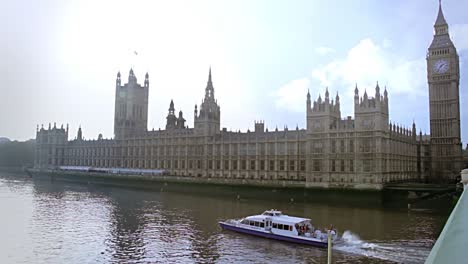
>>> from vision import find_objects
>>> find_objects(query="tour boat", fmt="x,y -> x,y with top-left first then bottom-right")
219,209 -> 341,248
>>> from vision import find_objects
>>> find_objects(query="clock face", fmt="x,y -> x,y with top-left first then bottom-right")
433,59 -> 449,74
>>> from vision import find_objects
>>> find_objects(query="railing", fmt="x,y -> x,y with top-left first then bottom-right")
425,169 -> 468,263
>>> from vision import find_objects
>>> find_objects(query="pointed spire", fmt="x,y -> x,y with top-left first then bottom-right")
435,0 -> 447,26
169,99 -> 174,111
307,89 -> 311,99
205,67 -> 215,99
325,87 -> 329,99
354,84 -> 359,95
208,66 -> 212,83
145,72 -> 149,79
335,91 -> 340,102
117,71 -> 121,78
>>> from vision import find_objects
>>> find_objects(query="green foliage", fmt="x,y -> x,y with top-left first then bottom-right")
0,140 -> 35,167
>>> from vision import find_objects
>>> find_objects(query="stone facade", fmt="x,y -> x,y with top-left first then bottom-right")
34,3 -> 462,189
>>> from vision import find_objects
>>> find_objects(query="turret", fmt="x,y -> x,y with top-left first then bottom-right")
128,68 -> 137,83
354,84 -> 359,105
116,71 -> 121,87
375,82 -> 380,101
255,120 -> 265,133
335,91 -> 340,111
325,87 -> 329,103
194,67 -> 221,135
144,72 -> 149,88
306,89 -> 311,110
384,86 -> 388,102
177,111 -> 186,129
166,100 -> 177,130
77,126 -> 82,140
169,100 -> 175,114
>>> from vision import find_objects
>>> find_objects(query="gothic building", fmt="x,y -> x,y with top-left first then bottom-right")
34,3 -> 463,189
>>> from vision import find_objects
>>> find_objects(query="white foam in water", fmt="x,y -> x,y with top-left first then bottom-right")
334,231 -> 428,263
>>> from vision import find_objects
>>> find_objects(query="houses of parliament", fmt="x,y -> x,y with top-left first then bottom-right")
34,3 -> 465,189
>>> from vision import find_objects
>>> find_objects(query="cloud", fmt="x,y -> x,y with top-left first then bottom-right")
451,24 -> 468,52
311,38 -> 425,96
274,38 -> 427,118
315,46 -> 335,56
273,78 -> 310,112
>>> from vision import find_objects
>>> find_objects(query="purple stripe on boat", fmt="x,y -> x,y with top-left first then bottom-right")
219,222 -> 328,248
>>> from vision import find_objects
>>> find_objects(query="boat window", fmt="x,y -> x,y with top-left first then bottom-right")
289,226 -> 293,231
250,221 -> 255,226
255,222 -> 259,227
260,222 -> 265,228
278,224 -> 283,230
272,223 -> 277,228
241,219 -> 249,225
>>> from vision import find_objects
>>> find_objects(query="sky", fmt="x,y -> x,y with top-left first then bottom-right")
1,0 -> 468,144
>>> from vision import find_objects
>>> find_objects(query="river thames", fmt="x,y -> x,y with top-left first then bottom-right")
0,172 -> 451,263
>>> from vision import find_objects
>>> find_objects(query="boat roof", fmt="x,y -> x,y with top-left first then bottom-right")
245,209 -> 311,224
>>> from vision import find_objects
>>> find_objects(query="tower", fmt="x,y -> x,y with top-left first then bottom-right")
114,69 -> 149,139
426,1 -> 462,180
166,100 -> 177,129
194,68 -> 221,135
354,83 -> 389,132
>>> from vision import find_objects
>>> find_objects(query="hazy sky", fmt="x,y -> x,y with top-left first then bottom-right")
1,0 -> 467,143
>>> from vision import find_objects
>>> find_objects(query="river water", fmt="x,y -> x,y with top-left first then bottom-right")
0,172 -> 450,263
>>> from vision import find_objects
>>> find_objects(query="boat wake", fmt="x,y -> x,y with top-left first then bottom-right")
334,231 -> 432,263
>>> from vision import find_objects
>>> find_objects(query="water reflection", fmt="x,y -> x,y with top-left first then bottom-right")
105,188 -> 147,263
0,174 -> 451,263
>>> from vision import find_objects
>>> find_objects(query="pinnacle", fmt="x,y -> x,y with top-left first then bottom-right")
435,0 -> 447,26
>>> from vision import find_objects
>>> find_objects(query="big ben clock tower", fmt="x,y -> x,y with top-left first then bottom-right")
427,1 -> 462,181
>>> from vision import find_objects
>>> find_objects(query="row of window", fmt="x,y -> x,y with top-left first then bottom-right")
272,223 -> 292,231
66,142 -> 309,158
241,220 -> 265,228
63,159 -> 307,171
431,48 -> 449,56
240,220 -> 292,231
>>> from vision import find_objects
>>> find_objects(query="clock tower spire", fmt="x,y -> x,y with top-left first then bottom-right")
426,0 -> 462,181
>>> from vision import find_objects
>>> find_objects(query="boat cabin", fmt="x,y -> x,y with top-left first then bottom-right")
239,209 -> 316,237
